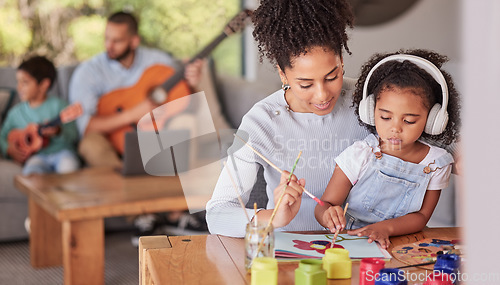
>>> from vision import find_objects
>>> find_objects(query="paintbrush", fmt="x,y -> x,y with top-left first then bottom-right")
396,260 -> 436,269
254,202 -> 258,226
223,161 -> 251,223
254,151 -> 302,258
330,203 -> 349,248
234,133 -> 324,206
396,251 -> 462,269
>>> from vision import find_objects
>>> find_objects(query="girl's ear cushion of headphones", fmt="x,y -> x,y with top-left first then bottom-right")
425,103 -> 448,135
359,94 -> 376,126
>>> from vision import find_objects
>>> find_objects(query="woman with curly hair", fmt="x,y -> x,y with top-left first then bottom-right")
206,0 -> 374,237
315,49 -> 461,248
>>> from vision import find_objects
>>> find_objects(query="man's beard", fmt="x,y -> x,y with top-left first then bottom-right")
109,45 -> 133,62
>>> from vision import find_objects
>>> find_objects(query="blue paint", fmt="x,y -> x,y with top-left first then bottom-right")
434,254 -> 460,276
419,239 -> 455,248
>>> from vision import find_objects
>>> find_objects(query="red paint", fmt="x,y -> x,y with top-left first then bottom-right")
359,258 -> 385,285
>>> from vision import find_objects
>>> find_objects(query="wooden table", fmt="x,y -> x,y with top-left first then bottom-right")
14,167 -> 208,285
139,227 -> 460,285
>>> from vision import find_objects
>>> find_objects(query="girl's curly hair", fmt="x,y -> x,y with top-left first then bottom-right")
252,0 -> 354,70
352,49 -> 461,145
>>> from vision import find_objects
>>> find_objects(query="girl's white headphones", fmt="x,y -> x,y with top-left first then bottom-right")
358,54 -> 449,135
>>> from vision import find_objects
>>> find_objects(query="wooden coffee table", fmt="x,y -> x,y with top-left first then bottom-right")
14,167 -> 208,285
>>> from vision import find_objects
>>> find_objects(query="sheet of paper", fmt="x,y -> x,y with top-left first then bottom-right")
274,232 -> 391,259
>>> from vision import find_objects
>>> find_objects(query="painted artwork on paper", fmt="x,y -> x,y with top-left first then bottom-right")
274,232 -> 390,259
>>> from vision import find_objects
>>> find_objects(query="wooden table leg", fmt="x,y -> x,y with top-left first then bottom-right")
62,218 -> 104,285
29,198 -> 62,267
139,236 -> 172,285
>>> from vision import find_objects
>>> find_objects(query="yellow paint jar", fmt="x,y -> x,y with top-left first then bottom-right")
322,248 -> 352,279
251,257 -> 278,285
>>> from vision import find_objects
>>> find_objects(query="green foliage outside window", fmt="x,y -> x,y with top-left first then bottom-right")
0,0 -> 242,75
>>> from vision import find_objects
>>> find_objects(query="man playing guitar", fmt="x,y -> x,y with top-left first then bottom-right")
69,11 -> 203,168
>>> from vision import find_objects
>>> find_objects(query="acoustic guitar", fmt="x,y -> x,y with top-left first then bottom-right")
97,9 -> 252,154
7,103 -> 83,161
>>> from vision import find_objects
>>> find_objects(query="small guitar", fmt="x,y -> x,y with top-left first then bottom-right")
97,9 -> 253,154
7,103 -> 83,160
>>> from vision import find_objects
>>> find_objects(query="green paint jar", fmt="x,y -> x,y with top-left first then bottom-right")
251,257 -> 278,285
322,248 -> 352,279
295,259 -> 327,285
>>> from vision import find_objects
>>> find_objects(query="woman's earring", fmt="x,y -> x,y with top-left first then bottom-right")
282,83 -> 291,91
342,63 -> 345,75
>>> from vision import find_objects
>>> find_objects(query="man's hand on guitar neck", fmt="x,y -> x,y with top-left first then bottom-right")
184,59 -> 205,92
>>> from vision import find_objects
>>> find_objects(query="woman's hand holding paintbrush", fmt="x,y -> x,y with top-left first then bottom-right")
250,154 -> 305,228
268,170 -> 306,228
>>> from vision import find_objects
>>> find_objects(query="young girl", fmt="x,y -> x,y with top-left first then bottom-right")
315,49 -> 461,249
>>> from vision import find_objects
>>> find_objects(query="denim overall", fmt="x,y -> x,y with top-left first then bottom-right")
344,134 -> 454,230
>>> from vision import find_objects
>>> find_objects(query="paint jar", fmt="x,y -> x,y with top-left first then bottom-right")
322,248 -> 352,279
360,258 -> 386,285
251,257 -> 278,285
374,268 -> 407,285
245,222 -> 275,271
434,254 -> 460,276
423,272 -> 453,285
295,259 -> 327,285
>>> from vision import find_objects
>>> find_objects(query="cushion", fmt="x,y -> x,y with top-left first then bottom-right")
0,87 -> 16,126
215,74 -> 279,128
198,60 -> 231,131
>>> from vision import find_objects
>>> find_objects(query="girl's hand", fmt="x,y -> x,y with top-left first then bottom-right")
347,223 -> 391,249
271,171 -> 305,228
321,205 -> 346,233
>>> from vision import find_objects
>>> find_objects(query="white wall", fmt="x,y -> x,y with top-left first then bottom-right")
245,0 -> 462,89
345,0 -> 460,82
461,0 -> 500,283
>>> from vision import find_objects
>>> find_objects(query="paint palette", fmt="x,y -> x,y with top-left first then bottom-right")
392,238 -> 460,270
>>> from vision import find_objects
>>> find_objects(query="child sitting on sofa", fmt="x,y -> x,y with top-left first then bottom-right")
0,56 -> 80,175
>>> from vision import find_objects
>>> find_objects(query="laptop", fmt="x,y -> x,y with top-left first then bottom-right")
120,130 -> 191,176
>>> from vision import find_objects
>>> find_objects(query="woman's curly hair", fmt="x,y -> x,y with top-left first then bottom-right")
252,0 -> 354,70
352,49 -> 461,145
